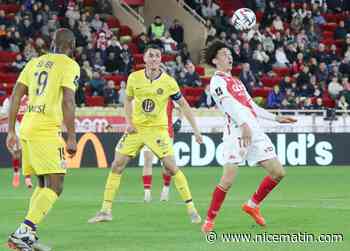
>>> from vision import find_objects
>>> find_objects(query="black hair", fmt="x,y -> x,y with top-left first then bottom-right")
205,40 -> 228,67
144,43 -> 162,54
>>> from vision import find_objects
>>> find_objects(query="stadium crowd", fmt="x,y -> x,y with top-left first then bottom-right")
0,0 -> 350,110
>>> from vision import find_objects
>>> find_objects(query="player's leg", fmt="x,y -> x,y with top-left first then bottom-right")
202,163 -> 238,233
161,156 -> 201,224
88,151 -> 131,224
142,148 -> 153,202
242,134 -> 282,226
11,157 -> 20,188
160,167 -> 171,201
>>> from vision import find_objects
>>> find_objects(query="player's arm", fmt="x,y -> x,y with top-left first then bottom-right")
124,74 -> 136,133
251,101 -> 297,123
174,95 -> 203,144
124,95 -> 136,133
62,87 -> 76,156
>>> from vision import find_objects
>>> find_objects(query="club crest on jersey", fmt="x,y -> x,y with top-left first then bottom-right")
156,88 -> 164,95
142,99 -> 155,112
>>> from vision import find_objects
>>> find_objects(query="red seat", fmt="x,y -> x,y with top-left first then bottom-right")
323,31 -> 334,40
260,75 -> 283,87
106,17 -> 120,29
231,66 -> 242,76
184,95 -> 199,107
252,87 -> 272,98
322,23 -> 338,32
0,51 -> 18,62
85,96 -> 105,107
128,42 -> 139,54
195,66 -> 205,76
0,73 -> 18,83
102,74 -> 127,85
184,87 -> 204,96
322,38 -> 335,47
272,67 -> 290,77
133,53 -> 144,64
119,25 -> 133,36
161,54 -> 176,62
133,64 -> 145,71
200,77 -> 210,85
83,0 -> 95,6
0,4 -> 20,13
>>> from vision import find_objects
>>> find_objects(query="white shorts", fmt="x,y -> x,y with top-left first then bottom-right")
223,130 -> 277,166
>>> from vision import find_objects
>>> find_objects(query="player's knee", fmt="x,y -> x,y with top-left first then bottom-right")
272,167 -> 286,181
48,184 -> 63,196
111,159 -> 125,174
165,166 -> 177,176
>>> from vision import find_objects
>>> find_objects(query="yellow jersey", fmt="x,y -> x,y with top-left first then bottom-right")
126,69 -> 181,128
18,53 -> 80,140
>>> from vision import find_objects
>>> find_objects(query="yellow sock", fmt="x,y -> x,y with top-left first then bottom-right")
25,188 -> 58,225
174,170 -> 195,212
29,186 -> 43,209
101,172 -> 122,212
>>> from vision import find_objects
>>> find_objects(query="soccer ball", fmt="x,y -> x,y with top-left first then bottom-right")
231,8 -> 256,31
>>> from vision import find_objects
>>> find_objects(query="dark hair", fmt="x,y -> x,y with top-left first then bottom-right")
54,28 -> 75,51
144,43 -> 162,53
205,40 -> 228,67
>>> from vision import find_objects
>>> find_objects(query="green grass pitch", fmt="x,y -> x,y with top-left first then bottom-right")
0,167 -> 349,251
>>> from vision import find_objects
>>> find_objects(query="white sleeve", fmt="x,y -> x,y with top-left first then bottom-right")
210,76 -> 251,126
1,98 -> 9,115
221,97 -> 252,126
251,101 -> 277,121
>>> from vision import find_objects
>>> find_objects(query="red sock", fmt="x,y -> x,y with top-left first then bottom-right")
162,174 -> 171,187
206,185 -> 227,221
143,175 -> 152,190
251,176 -> 279,205
12,158 -> 20,173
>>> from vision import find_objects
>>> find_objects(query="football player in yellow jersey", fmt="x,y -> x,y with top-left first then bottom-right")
88,44 -> 203,224
6,28 -> 79,251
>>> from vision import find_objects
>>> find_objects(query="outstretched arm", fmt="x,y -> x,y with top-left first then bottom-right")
251,101 -> 297,123
175,96 -> 202,144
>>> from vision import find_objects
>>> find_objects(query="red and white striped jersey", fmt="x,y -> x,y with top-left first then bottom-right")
209,71 -> 262,136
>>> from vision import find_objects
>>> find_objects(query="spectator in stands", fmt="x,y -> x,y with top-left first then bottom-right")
119,43 -> 133,76
10,54 -> 26,72
65,4 -> 80,23
92,51 -> 106,72
23,39 -> 38,61
334,21 -> 347,40
34,37 -> 47,55
205,19 -> 216,44
213,9 -> 229,34
179,43 -> 191,62
105,52 -> 120,74
118,80 -> 126,105
107,35 -> 122,55
169,19 -> 184,45
297,65 -> 311,88
161,31 -> 178,54
240,63 -> 256,96
272,15 -> 284,31
313,10 -> 326,26
182,61 -> 201,87
0,10 -> 7,26
339,57 -> 350,76
136,32 -> 148,53
252,43 -> 270,73
274,46 -> 290,67
316,62 -> 329,82
96,32 -> 108,59
96,0 -> 113,17
90,14 -> 103,32
328,76 -> 344,100
201,0 -> 220,19
104,80 -> 118,107
327,0 -> 343,13
267,85 -> 284,109
337,95 -> 349,110
196,84 -> 215,108
313,98 -> 324,109
303,97 -> 314,110
148,16 -> 166,42
315,43 -> 328,63
88,71 -> 105,96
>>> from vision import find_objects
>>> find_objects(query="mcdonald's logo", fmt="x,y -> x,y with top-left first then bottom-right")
65,133 -> 108,168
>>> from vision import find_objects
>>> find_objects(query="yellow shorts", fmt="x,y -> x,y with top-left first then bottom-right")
20,137 -> 67,176
116,127 -> 174,159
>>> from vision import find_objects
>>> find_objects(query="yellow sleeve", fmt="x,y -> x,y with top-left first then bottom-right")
61,60 -> 80,92
169,78 -> 180,96
126,74 -> 134,97
17,59 -> 34,86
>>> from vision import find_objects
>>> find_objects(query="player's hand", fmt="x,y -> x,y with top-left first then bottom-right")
126,123 -> 137,134
6,131 -> 20,158
66,135 -> 77,158
276,115 -> 297,124
240,123 -> 252,148
194,133 -> 203,144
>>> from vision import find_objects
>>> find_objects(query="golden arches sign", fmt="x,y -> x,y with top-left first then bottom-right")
64,133 -> 108,168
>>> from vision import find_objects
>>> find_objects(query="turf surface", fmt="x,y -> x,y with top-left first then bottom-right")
0,167 -> 349,251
